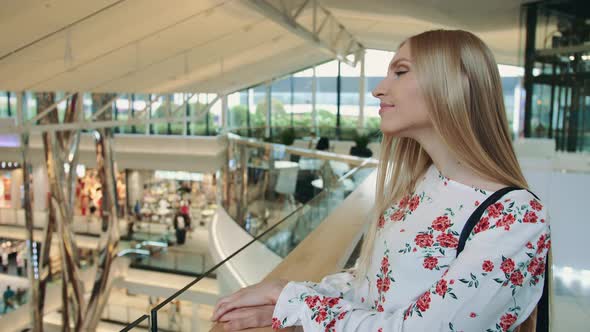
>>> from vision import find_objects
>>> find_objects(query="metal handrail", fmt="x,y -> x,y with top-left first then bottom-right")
227,133 -> 378,167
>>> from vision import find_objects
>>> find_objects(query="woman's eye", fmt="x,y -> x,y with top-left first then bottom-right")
394,71 -> 408,76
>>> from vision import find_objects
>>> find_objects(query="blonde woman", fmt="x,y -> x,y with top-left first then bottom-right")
211,30 -> 551,332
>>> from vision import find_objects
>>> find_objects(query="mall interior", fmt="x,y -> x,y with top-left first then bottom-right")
0,0 -> 588,331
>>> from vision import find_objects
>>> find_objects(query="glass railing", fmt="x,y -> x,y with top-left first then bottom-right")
121,138 -> 376,331
222,133 -> 376,240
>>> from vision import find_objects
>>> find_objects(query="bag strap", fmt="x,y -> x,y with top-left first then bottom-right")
457,186 -> 525,256
457,187 -> 548,332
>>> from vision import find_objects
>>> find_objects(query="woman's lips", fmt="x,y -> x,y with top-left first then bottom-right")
379,103 -> 395,115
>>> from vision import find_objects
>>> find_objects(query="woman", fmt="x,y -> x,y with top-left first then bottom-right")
210,30 -> 551,332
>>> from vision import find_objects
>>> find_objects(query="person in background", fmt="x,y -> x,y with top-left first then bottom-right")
307,132 -> 318,149
2,286 -> 15,313
134,200 -> 141,221
1,250 -> 8,273
15,287 -> 26,306
16,252 -> 24,276
315,136 -> 330,151
173,210 -> 190,245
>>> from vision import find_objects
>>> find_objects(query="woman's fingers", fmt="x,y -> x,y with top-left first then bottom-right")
220,305 -> 275,331
211,285 -> 270,321
211,280 -> 287,322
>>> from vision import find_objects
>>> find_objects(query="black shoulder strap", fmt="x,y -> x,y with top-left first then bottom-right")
456,186 -> 523,256
457,186 -> 548,332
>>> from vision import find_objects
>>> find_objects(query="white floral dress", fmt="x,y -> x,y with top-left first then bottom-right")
271,164 -> 550,332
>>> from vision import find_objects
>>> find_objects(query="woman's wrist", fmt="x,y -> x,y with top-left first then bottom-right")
270,279 -> 289,304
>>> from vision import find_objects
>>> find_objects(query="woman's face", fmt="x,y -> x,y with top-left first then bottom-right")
372,43 -> 433,138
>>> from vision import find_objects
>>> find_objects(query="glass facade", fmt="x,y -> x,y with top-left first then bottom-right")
0,48 -> 538,145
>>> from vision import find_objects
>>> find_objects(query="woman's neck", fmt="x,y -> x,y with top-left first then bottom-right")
412,130 -> 507,192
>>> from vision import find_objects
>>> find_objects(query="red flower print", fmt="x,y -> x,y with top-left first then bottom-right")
412,248 -> 417,252
416,292 -> 431,312
487,202 -> 504,218
337,312 -> 347,320
361,297 -> 365,303
403,306 -> 411,320
377,304 -> 384,312
399,195 -> 410,209
381,256 -> 389,269
449,279 -> 455,285
414,233 -> 434,248
435,279 -> 448,297
329,298 -> 340,307
526,242 -> 533,249
377,277 -> 391,293
499,313 -> 517,331
470,312 -> 477,318
377,215 -> 385,229
432,215 -> 451,232
271,317 -> 282,329
530,199 -> 543,211
536,234 -> 547,254
523,211 -> 538,223
496,213 -> 515,230
510,270 -> 524,286
436,233 -> 459,248
326,319 -> 336,331
315,309 -> 327,323
305,295 -> 319,308
473,217 -> 490,233
409,195 -> 420,211
528,257 -> 545,276
501,258 -> 515,274
482,260 -> 494,272
391,209 -> 405,222
527,257 -> 541,275
423,256 -> 438,270
475,200 -> 480,206
400,229 -> 405,232
378,329 -> 383,332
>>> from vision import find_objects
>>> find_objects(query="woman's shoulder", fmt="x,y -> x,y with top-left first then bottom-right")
479,188 -> 549,232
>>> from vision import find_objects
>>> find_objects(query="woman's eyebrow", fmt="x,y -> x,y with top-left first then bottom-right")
389,57 -> 411,70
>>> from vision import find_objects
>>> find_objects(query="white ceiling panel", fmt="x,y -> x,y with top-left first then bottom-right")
0,0 -> 530,94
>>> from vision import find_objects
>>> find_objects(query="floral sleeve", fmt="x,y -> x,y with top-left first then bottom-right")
271,191 -> 550,331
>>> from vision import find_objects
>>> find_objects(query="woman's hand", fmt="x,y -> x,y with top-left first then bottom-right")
218,305 -> 275,331
210,279 -> 288,322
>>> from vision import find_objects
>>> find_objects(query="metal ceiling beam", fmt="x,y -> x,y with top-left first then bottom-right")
246,0 -> 364,66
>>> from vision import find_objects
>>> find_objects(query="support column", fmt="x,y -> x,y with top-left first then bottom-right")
166,94 -> 172,134
266,82 -> 272,138
10,168 -> 23,209
221,94 -> 229,133
358,50 -> 366,132
523,3 -> 537,138
32,164 -> 48,212
312,66 -> 318,135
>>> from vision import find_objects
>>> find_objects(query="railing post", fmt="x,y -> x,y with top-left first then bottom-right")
151,309 -> 158,332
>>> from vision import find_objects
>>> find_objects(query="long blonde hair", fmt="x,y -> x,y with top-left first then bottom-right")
356,29 -> 529,285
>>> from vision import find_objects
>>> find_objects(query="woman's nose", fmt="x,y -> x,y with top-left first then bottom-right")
372,78 -> 387,98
